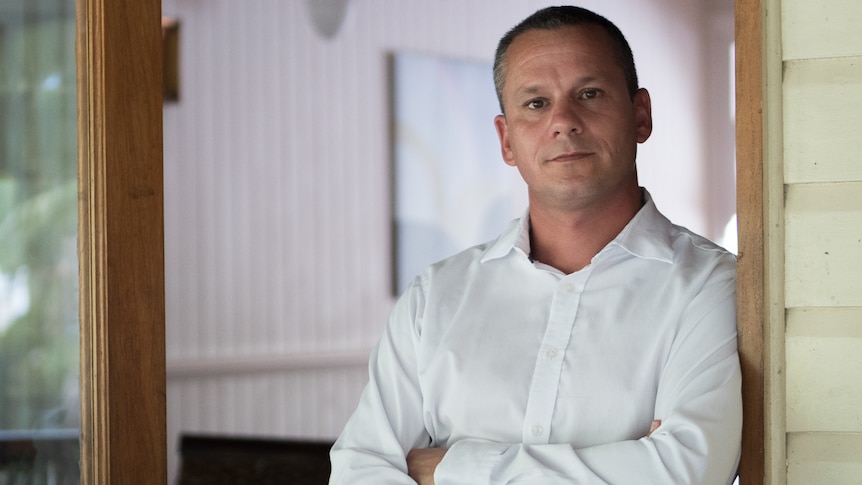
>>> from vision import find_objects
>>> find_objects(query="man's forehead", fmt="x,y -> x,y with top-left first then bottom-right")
504,27 -> 618,79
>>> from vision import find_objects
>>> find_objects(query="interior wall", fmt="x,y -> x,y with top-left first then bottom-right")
160,0 -> 734,480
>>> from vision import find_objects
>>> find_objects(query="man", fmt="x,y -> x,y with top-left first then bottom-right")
330,6 -> 741,484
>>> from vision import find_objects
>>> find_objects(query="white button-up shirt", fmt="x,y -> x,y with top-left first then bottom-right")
330,192 -> 741,484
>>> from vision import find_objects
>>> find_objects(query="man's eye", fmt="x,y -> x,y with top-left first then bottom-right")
581,89 -> 600,99
526,99 -> 546,110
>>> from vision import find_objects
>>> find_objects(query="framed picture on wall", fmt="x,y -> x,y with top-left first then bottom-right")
390,52 -> 527,295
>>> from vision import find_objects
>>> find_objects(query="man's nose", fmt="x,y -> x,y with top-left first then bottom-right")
551,100 -> 584,137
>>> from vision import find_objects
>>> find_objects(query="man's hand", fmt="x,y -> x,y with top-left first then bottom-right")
406,448 -> 446,485
648,419 -> 661,437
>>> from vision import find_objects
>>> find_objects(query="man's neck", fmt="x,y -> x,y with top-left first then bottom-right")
528,190 -> 644,274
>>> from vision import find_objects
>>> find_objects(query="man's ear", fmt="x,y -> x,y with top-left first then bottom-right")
494,114 -> 517,167
633,88 -> 653,144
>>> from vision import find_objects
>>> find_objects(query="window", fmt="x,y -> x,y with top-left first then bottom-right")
0,1 -> 79,482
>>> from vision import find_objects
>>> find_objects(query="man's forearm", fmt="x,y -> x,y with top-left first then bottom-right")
407,420 -> 663,484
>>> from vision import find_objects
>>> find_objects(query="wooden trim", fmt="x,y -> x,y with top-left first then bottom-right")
77,0 -> 166,483
735,0 -> 767,482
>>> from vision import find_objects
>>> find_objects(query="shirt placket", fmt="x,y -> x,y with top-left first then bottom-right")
521,269 -> 590,444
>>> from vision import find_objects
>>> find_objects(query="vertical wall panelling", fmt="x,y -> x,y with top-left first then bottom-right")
782,0 -> 862,61
781,0 -> 862,482
785,183 -> 862,308
786,308 -> 862,433
783,57 -> 862,184
162,1 -> 736,481
787,433 -> 862,484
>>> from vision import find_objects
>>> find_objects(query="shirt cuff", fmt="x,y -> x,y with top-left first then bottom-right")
434,439 -> 508,484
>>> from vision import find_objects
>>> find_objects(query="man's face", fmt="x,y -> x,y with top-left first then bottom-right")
494,25 -> 652,213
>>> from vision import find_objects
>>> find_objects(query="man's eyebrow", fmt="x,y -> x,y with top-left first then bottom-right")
513,85 -> 544,98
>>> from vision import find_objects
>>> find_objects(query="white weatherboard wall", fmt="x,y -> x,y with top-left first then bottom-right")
780,0 -> 862,482
161,0 -> 734,481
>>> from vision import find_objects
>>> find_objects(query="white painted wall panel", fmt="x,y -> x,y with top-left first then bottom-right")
781,2 -> 862,485
785,182 -> 862,308
783,0 -> 862,61
784,57 -> 862,184
785,307 -> 862,432
787,432 -> 862,485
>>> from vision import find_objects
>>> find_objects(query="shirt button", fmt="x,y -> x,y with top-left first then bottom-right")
545,347 -> 559,359
531,425 -> 543,436
566,283 -> 574,293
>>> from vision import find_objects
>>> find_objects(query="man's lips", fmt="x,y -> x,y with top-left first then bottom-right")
549,151 -> 592,162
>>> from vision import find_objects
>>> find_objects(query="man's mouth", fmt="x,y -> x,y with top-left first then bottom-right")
550,150 -> 592,162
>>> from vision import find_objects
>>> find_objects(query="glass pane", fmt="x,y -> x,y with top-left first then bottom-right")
0,0 -> 79,483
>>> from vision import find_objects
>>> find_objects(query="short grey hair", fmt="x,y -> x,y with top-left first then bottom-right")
493,6 -> 639,113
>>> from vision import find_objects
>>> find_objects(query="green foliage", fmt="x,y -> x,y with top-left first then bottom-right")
0,9 -> 79,433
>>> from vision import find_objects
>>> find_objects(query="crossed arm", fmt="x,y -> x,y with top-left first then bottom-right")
406,421 -> 663,485
330,268 -> 741,484
331,325 -> 740,483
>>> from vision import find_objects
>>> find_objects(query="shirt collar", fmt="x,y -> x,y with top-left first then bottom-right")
479,207 -> 530,263
480,188 -> 674,265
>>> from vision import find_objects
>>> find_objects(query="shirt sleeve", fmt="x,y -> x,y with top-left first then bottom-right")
434,270 -> 742,485
329,278 -> 430,484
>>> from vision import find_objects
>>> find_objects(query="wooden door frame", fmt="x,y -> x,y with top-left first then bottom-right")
735,0 -> 769,482
77,0 -> 166,482
71,0 -> 767,481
